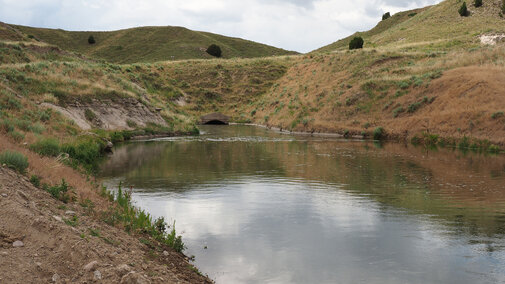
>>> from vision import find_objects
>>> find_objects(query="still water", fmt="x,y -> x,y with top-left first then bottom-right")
99,125 -> 505,283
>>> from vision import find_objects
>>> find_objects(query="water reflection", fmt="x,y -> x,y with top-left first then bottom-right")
100,125 -> 505,283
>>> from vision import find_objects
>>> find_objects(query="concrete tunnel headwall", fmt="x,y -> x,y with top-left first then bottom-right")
200,113 -> 230,125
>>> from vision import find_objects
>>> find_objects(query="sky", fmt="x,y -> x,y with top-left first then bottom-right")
0,0 -> 441,53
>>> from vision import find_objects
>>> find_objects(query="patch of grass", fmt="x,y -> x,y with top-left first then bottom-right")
30,138 -> 61,157
0,150 -> 29,174
84,109 -> 96,122
8,130 -> 25,142
101,183 -> 185,253
393,107 -> 405,118
89,228 -> 101,237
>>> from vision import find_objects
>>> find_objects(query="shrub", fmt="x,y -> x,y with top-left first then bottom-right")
459,2 -> 469,16
110,132 -> 124,143
502,0 -> 505,14
382,12 -> 391,20
0,150 -> 29,174
474,0 -> 482,7
42,179 -> 71,203
206,44 -> 222,58
30,138 -> 61,157
61,137 -> 106,171
8,130 -> 25,142
349,37 -> 364,50
88,35 -> 96,44
373,127 -> 385,140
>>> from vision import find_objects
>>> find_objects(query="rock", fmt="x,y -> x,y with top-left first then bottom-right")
162,251 -> 169,257
35,262 -> 42,268
52,273 -> 60,283
17,190 -> 29,201
94,270 -> 102,280
53,216 -> 63,222
83,261 -> 99,272
116,264 -> 132,277
65,211 -> 76,216
12,240 -> 24,248
105,141 -> 114,153
1,193 -> 7,197
120,272 -> 151,284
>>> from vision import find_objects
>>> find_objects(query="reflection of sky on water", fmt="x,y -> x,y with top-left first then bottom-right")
102,177 -> 505,284
100,126 -> 505,283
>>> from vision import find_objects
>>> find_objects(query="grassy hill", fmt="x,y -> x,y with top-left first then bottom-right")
9,24 -> 298,63
315,0 -> 505,53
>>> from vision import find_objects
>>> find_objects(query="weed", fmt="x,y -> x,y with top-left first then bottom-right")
64,216 -> 79,227
84,109 -> 96,122
30,175 -> 41,187
42,179 -> 71,203
393,107 -> 404,118
89,228 -> 101,237
0,150 -> 29,174
8,130 -> 25,142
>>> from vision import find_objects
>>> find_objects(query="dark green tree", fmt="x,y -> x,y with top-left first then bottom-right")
88,35 -> 96,44
459,2 -> 469,16
349,37 -> 364,50
382,12 -> 391,20
206,44 -> 222,58
474,0 -> 482,7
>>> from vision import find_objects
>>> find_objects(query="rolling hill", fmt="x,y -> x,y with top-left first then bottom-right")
315,0 -> 505,53
10,24 -> 298,63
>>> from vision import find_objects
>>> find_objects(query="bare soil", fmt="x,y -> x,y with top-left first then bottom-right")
0,166 -> 211,283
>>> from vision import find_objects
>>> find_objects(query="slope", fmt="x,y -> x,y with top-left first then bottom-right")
10,24 -> 298,63
316,0 -> 505,53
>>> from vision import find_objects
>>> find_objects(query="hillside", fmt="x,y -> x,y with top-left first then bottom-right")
10,24 -> 298,63
316,0 -> 505,53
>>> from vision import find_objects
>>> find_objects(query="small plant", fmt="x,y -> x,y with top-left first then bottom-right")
491,111 -> 504,119
382,12 -> 391,20
88,35 -> 96,44
126,119 -> 137,128
373,127 -> 385,140
349,37 -> 364,50
206,44 -> 222,58
393,107 -> 404,118
30,175 -> 41,188
64,216 -> 79,227
0,150 -> 29,174
459,2 -> 469,17
474,0 -> 482,7
42,179 -> 71,203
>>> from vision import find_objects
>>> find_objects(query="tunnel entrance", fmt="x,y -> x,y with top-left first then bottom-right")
204,120 -> 228,125
200,113 -> 230,125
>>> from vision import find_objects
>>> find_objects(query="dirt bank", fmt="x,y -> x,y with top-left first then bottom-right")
0,165 -> 211,283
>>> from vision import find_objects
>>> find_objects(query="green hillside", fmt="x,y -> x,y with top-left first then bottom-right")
315,0 -> 505,53
11,25 -> 298,63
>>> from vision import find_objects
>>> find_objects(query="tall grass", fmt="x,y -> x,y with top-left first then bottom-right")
0,150 -> 29,174
101,183 -> 185,252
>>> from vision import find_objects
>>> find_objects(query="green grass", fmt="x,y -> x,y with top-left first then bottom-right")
0,150 -> 29,173
101,183 -> 185,253
42,179 -> 71,203
12,25 -> 298,63
30,138 -> 61,157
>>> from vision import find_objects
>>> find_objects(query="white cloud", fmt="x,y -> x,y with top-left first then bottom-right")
0,0 -> 441,52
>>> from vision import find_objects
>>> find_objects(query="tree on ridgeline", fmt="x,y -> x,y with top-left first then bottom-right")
88,35 -> 96,44
474,0 -> 482,8
206,44 -> 222,58
382,12 -> 391,20
459,2 -> 470,17
349,37 -> 364,50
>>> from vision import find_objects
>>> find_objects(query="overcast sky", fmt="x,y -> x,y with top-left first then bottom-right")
0,0 -> 441,53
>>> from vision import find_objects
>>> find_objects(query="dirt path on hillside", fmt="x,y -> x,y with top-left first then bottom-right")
0,166 -> 211,283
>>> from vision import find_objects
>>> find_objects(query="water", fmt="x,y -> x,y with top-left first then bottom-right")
99,125 -> 505,283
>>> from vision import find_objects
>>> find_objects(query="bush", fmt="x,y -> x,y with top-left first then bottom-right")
206,44 -> 222,58
8,131 -> 25,142
0,150 -> 29,174
43,179 -> 71,203
30,175 -> 41,187
88,35 -> 96,44
459,2 -> 469,16
110,132 -> 124,143
30,138 -> 61,157
349,37 -> 364,50
373,127 -> 385,140
502,0 -> 505,14
84,109 -> 96,122
382,12 -> 391,20
474,0 -> 482,7
491,111 -> 504,119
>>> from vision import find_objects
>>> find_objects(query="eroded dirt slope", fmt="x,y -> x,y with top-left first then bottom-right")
0,166 -> 211,283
